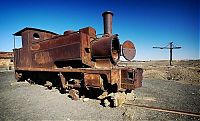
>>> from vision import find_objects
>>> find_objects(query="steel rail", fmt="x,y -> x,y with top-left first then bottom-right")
125,103 -> 200,117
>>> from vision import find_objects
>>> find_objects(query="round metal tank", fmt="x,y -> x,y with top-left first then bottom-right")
91,35 -> 120,64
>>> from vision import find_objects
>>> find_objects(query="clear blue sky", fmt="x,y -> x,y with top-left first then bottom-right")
0,0 -> 199,60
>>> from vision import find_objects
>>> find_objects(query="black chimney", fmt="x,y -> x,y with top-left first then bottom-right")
102,11 -> 113,35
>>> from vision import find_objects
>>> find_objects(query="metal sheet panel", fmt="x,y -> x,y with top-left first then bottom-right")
134,68 -> 143,88
121,69 -> 135,89
84,73 -> 103,88
32,43 -> 81,68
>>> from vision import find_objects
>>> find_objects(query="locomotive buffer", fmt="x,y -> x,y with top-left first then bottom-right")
153,42 -> 181,66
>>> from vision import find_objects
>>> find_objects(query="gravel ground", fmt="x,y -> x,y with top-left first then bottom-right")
0,71 -> 200,120
0,71 -> 125,121
124,79 -> 200,121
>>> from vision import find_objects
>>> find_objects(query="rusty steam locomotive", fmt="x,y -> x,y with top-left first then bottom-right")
13,11 -> 143,102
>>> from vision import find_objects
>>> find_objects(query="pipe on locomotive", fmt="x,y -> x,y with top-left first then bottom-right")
102,11 -> 113,35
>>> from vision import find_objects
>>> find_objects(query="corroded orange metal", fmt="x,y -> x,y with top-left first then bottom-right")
122,40 -> 136,61
91,35 -> 120,64
84,74 -> 103,88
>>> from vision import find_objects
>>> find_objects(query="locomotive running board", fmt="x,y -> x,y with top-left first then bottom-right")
15,67 -> 111,73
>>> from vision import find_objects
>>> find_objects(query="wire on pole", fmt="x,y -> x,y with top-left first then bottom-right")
153,41 -> 181,66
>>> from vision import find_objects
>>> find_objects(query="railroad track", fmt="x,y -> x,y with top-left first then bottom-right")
125,103 -> 200,117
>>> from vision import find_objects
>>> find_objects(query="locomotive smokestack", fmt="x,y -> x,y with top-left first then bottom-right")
102,11 -> 113,35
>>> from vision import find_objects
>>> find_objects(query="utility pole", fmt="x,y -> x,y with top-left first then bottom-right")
153,42 -> 181,66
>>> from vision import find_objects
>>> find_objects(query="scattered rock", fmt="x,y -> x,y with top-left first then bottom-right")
97,91 -> 108,100
44,81 -> 53,90
83,98 -> 89,102
69,89 -> 79,101
116,92 -> 126,107
104,99 -> 110,107
126,90 -> 136,101
26,78 -> 35,84
109,92 -> 126,107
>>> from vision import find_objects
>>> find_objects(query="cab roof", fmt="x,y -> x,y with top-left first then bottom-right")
13,27 -> 58,36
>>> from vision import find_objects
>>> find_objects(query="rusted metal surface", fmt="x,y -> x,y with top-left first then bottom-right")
13,49 -> 20,68
80,27 -> 96,67
134,68 -> 143,88
121,68 -> 143,89
110,69 -> 121,90
15,66 -> 141,90
122,40 -> 136,61
84,74 -> 103,88
121,69 -> 135,89
31,32 -> 81,68
91,35 -> 120,64
64,30 -> 75,35
126,104 -> 200,117
0,51 -> 13,59
102,11 -> 113,35
14,27 -> 98,68
94,59 -> 112,68
59,72 -> 67,89
15,67 -> 111,73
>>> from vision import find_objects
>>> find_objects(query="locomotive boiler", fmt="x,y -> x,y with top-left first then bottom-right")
13,11 -> 143,105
